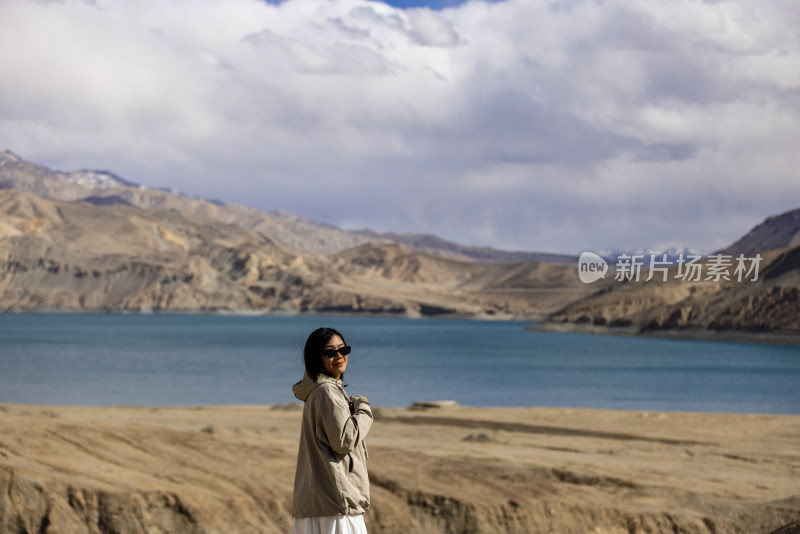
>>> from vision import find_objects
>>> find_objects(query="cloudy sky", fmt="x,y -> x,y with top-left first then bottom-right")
1,0 -> 798,255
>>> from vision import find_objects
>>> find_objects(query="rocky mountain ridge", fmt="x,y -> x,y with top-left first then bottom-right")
0,189 -> 589,317
536,241 -> 800,344
717,207 -> 800,257
0,150 -> 573,263
3,149 -> 799,342
528,202 -> 800,345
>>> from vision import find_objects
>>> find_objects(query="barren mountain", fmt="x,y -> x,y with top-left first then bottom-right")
0,190 -> 586,316
9,149 -> 797,335
536,245 -> 800,344
531,201 -> 800,345
0,190 -> 324,312
0,150 -> 572,263
0,150 -> 369,255
325,242 -> 592,317
354,230 -> 576,264
331,242 -> 485,284
718,207 -> 800,257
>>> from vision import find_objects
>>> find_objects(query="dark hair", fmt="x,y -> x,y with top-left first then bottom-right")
304,327 -> 346,382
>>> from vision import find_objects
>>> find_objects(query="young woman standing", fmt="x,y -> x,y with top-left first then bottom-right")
291,327 -> 372,534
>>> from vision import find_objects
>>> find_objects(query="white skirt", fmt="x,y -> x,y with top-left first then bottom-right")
291,514 -> 367,534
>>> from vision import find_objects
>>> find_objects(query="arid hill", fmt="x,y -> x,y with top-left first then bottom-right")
354,230 -> 576,264
0,189 -> 588,316
532,204 -> 800,345
4,149 -> 799,340
0,189 -> 322,312
535,244 -> 800,345
0,150 -> 572,263
718,207 -> 800,257
0,150 -> 371,255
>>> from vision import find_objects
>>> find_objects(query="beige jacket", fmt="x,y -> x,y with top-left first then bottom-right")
291,372 -> 372,518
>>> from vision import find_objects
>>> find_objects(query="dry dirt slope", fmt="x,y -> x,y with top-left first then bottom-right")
0,189 -> 327,312
536,244 -> 800,345
1,404 -> 799,534
533,204 -> 800,345
0,189 -> 588,316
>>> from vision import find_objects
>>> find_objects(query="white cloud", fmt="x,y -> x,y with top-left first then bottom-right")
1,0 -> 799,254
406,8 -> 460,47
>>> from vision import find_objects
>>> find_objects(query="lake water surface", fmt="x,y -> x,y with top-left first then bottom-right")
1,314 -> 798,413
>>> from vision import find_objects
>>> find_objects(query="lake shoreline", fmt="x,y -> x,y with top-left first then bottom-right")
6,309 -> 799,347
0,307 -> 546,322
528,320 -> 800,347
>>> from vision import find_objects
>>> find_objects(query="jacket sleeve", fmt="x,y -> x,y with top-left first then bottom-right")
317,386 -> 373,456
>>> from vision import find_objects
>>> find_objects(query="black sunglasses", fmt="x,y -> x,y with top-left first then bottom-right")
322,346 -> 352,358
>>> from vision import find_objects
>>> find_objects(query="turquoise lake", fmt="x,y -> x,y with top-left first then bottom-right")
1,314 -> 798,413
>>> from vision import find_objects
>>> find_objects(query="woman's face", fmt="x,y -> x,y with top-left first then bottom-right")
321,335 -> 348,380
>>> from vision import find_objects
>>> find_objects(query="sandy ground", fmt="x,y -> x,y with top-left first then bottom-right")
1,402 -> 799,533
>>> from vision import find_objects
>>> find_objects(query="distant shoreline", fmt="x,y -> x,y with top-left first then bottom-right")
4,308 -> 798,346
0,308 -> 545,322
528,321 -> 800,348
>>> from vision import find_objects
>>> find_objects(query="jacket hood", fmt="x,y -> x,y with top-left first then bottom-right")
292,372 -> 341,402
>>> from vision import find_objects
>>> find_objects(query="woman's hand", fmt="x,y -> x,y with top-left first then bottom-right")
350,395 -> 368,403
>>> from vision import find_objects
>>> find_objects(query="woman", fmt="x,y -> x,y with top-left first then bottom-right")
291,327 -> 373,534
